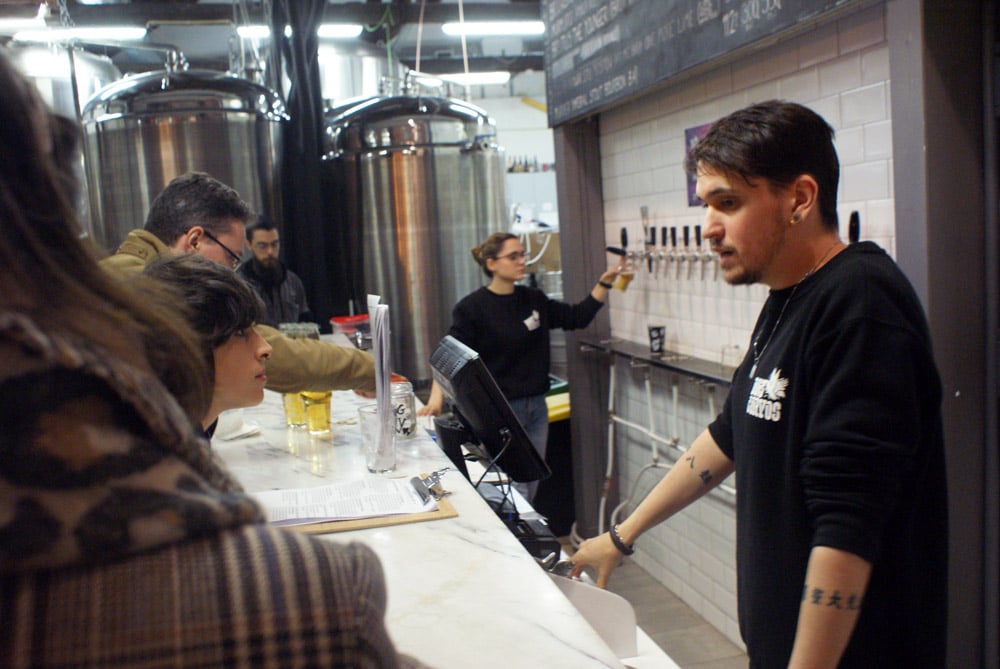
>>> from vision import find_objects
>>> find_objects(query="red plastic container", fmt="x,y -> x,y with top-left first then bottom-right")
329,314 -> 370,337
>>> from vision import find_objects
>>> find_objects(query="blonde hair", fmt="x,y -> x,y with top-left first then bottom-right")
471,232 -> 517,278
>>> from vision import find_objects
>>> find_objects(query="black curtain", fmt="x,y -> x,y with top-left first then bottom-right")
269,0 -> 349,329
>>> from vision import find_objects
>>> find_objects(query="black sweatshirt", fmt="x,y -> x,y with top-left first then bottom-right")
447,285 -> 603,400
708,242 -> 947,667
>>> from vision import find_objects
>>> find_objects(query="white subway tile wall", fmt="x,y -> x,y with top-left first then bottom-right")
597,5 -> 891,648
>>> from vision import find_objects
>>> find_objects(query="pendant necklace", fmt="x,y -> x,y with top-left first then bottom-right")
748,241 -> 842,378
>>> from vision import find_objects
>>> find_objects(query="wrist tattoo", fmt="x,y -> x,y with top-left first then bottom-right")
802,584 -> 863,611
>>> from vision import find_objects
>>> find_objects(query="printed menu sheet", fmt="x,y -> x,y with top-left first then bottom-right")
255,477 -> 437,526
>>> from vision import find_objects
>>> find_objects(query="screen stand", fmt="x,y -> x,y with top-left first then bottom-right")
436,408 -> 561,559
474,428 -> 519,524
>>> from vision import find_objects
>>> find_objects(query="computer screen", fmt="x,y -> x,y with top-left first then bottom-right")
429,335 -> 551,483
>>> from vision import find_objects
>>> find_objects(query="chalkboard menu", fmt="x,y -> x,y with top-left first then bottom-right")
543,0 -> 860,126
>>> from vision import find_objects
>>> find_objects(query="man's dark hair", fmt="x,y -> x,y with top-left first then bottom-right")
144,254 -> 265,371
144,172 -> 254,244
684,100 -> 840,230
245,214 -> 278,242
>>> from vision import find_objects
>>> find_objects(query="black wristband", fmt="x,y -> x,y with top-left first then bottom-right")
598,280 -> 613,289
609,524 -> 635,555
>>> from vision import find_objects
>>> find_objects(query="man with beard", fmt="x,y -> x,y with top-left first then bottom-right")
569,100 -> 947,667
238,216 -> 313,327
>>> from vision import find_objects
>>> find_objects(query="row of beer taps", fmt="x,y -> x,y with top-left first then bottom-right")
607,206 -> 719,280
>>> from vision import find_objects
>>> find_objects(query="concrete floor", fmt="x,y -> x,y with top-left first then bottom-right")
604,559 -> 748,669
560,538 -> 748,668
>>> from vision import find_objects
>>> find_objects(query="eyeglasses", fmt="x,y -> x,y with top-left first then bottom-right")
201,229 -> 243,270
495,250 -> 527,262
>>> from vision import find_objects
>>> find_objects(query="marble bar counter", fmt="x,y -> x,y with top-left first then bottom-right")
213,389 -> 625,668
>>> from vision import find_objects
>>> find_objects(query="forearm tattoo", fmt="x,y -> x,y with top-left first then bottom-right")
683,455 -> 713,485
802,584 -> 863,611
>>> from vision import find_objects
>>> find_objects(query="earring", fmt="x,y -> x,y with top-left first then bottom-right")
790,214 -> 799,225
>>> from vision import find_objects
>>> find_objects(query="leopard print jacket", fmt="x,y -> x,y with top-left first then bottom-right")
0,310 -> 265,574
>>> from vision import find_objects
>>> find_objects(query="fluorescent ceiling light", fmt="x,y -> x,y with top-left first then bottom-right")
235,25 -> 292,39
439,71 -> 511,86
0,3 -> 46,33
14,26 -> 147,42
317,23 -> 363,38
236,23 -> 362,39
441,21 -> 544,37
237,25 -> 270,39
0,17 -> 45,33
406,71 -> 445,88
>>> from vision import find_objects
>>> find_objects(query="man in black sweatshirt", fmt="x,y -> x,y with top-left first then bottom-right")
570,100 -> 947,668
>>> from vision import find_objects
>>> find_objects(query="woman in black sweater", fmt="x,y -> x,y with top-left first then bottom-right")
421,232 -> 620,501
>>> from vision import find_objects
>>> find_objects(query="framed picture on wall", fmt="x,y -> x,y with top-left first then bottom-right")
684,122 -> 713,206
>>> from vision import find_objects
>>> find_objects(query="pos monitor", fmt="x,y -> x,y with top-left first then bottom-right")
429,335 -> 551,483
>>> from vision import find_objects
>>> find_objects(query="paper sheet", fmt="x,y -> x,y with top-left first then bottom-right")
255,477 -> 437,526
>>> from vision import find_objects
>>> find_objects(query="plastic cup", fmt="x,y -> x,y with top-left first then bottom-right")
613,268 -> 635,292
301,390 -> 332,435
282,392 -> 307,428
358,404 -> 396,473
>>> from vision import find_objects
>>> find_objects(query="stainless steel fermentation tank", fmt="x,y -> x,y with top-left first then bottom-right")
324,95 -> 507,386
81,69 -> 287,253
4,43 -> 121,239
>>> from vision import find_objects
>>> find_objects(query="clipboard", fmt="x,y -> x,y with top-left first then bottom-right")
290,494 -> 458,534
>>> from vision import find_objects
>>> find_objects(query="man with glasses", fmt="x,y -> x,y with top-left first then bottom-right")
238,215 -> 313,327
103,172 -> 376,395
104,171 -> 250,273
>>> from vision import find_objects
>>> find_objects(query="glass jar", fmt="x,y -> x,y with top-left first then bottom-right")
390,380 -> 416,440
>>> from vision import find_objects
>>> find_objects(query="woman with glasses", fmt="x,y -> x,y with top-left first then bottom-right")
421,232 -> 620,502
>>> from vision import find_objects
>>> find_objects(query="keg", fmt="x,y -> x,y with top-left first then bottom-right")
324,95 -> 507,385
81,68 -> 288,253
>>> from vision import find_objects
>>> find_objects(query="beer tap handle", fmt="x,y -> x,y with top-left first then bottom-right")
684,226 -> 693,278
653,229 -> 659,276
661,226 -> 668,249
695,225 -> 705,278
641,206 -> 653,272
671,227 -> 680,278
849,211 -> 860,244
620,227 -> 628,249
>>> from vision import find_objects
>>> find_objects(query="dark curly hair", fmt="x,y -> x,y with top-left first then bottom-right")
145,172 -> 255,245
144,254 -> 265,373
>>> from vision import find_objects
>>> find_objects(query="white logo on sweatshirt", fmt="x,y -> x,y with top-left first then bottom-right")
523,309 -> 541,331
745,368 -> 788,422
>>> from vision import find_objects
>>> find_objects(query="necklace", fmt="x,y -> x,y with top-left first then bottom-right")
748,241 -> 842,378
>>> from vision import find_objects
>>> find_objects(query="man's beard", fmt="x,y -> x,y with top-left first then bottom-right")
253,257 -> 283,285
